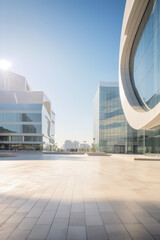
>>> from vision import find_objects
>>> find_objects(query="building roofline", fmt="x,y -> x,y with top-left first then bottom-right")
99,81 -> 118,87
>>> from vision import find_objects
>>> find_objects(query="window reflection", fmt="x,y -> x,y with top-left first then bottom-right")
98,86 -> 138,153
129,0 -> 160,154
24,136 -> 42,142
130,0 -> 160,109
0,113 -> 41,122
0,124 -> 41,133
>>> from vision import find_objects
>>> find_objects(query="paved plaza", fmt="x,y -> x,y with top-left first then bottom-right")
0,153 -> 160,240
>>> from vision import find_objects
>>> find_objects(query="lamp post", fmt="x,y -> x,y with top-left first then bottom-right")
93,138 -> 95,152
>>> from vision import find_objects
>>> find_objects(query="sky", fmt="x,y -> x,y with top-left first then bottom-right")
0,0 -> 126,147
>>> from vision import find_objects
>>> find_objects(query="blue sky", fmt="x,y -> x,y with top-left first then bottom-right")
0,0 -> 126,147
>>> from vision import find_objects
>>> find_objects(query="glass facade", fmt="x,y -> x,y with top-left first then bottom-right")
0,124 -> 41,133
130,0 -> 160,109
129,0 -> 160,154
24,136 -> 42,142
94,82 -> 140,153
11,136 -> 23,142
0,113 -> 41,122
0,104 -> 42,135
0,104 -> 42,111
0,103 -> 54,151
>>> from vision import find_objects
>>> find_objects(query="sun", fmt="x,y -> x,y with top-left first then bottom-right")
0,59 -> 11,71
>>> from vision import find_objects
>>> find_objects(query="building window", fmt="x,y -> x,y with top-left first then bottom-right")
24,136 -> 42,142
0,124 -> 41,133
11,136 -> 22,142
0,113 -> 41,122
0,136 -> 9,141
130,0 -> 160,109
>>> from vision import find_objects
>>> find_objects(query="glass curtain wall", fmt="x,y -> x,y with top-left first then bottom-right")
0,104 -> 42,134
0,104 -> 43,150
95,83 -> 139,154
93,88 -> 100,151
130,0 -> 160,154
130,0 -> 160,109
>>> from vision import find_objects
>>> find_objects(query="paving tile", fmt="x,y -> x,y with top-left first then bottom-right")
7,229 -> 30,240
143,222 -> 160,236
27,224 -> 50,240
7,212 -> 26,224
1,208 -> 17,215
47,225 -> 68,240
110,201 -> 127,213
10,199 -> 26,208
0,204 -> 9,213
17,199 -> 38,213
105,224 -> 132,240
0,223 -> 16,240
36,210 -> 55,225
101,212 -> 121,224
56,203 -> 71,218
84,203 -> 99,215
0,214 -> 11,225
26,206 -> 44,218
154,236 -> 160,240
124,223 -> 154,240
107,232 -> 132,240
71,203 -> 84,213
47,217 -> 68,240
105,223 -> 128,233
97,202 -> 114,213
17,217 -> 37,230
133,211 -> 154,222
117,211 -> 139,224
67,226 -> 86,240
53,217 -> 69,226
87,225 -> 108,240
45,201 -> 60,212
69,212 -> 85,226
85,214 -> 103,226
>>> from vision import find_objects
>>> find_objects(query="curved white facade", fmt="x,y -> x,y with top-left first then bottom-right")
119,0 -> 160,130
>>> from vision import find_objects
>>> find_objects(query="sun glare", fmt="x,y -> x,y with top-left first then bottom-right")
0,59 -> 11,71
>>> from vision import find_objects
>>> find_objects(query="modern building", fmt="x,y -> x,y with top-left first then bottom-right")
94,82 -> 141,153
0,71 -> 55,151
119,0 -> 160,154
74,141 -> 80,150
63,140 -> 74,151
63,140 -> 80,151
79,143 -> 91,151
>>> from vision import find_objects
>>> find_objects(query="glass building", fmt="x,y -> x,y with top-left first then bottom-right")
120,0 -> 160,154
0,71 -> 55,151
130,0 -> 160,110
94,82 -> 140,153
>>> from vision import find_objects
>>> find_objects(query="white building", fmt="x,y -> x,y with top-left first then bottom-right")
80,143 -> 91,150
0,71 -> 55,151
119,0 -> 160,154
63,140 -> 79,151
